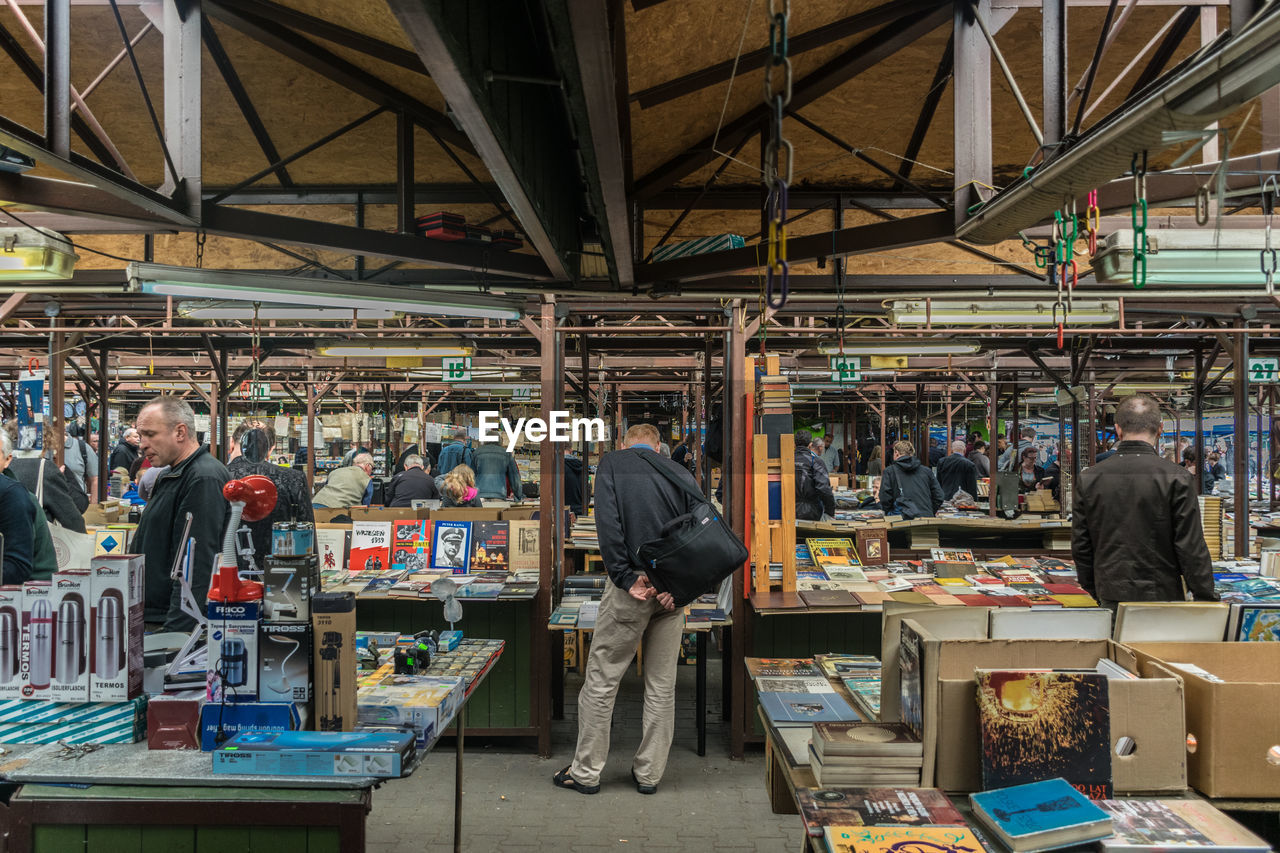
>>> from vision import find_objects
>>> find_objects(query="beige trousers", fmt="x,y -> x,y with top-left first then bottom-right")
569,579 -> 686,786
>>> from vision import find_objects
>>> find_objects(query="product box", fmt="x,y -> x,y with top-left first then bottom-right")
1127,642 -> 1280,798
0,695 -> 147,743
20,581 -> 53,700
263,554 -> 320,622
260,622 -> 313,704
901,619 -> 1186,794
89,554 -> 145,702
213,729 -> 414,777
878,601 -> 990,723
312,592 -> 357,731
146,689 -> 204,750
198,700 -> 304,751
357,670 -> 464,746
49,570 -> 91,702
0,586 -> 23,700
207,600 -> 262,703
438,630 -> 462,652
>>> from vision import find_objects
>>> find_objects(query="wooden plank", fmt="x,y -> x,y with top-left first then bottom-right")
779,434 -> 797,591
88,825 -> 142,853
512,599 -> 531,726
764,353 -> 780,376
752,434 -> 772,593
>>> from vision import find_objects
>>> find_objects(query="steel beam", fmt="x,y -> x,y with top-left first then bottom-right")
161,0 -> 201,215
954,0 -> 993,228
202,17 -> 291,186
1125,7 -> 1198,101
632,4 -> 951,201
43,0 -> 70,159
0,172 -> 174,229
387,0 -> 574,281
1234,333 -> 1249,555
1042,0 -> 1068,145
396,112 -> 414,234
900,37 -> 953,181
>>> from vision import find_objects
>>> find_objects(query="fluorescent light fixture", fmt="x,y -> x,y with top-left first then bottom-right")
178,300 -> 399,321
318,342 -> 473,358
817,340 -> 981,356
888,299 -> 1118,325
1091,230 -> 1273,286
127,262 -> 525,320
0,227 -> 77,280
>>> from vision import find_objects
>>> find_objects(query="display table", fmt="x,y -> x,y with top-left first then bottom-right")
0,650 -> 499,853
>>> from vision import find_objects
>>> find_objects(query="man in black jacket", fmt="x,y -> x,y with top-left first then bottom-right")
794,430 -> 835,521
879,440 -> 945,519
936,440 -> 979,500
1073,394 -> 1215,607
6,455 -> 87,532
386,454 -> 439,506
133,396 -> 230,630
228,424 -> 315,571
555,424 -> 692,797
109,427 -> 140,474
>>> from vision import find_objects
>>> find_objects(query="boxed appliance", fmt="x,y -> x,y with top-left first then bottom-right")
1127,642 -> 1280,798
198,700 -> 304,751
263,554 -> 319,622
260,621 -> 312,704
89,554 -> 145,702
901,618 -> 1186,794
207,599 -> 261,703
312,592 -> 356,731
146,689 -> 204,750
20,581 -> 52,700
0,695 -> 147,743
213,729 -> 414,777
49,570 -> 91,702
356,668 -> 464,746
0,586 -> 23,699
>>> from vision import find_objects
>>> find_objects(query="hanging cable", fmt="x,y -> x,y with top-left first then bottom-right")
762,0 -> 791,311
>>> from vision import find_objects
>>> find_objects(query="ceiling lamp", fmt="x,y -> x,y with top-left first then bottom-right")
128,263 -> 525,320
817,340 -> 981,356
317,342 -> 473,358
178,301 -> 398,321
888,299 -> 1118,325
0,227 -> 77,280
1091,230 -> 1274,286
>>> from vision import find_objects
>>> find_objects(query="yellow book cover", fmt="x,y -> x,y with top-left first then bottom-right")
1051,594 -> 1099,607
806,538 -> 861,569
824,824 -> 986,853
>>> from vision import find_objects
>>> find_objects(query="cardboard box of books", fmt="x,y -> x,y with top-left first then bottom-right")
901,618 -> 1186,795
1126,641 -> 1280,798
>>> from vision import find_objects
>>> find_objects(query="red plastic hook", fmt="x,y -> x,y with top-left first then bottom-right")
27,357 -> 38,373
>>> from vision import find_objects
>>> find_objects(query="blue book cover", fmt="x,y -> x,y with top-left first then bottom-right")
970,778 -> 1110,840
1237,604 -> 1280,641
431,521 -> 472,574
758,690 -> 857,724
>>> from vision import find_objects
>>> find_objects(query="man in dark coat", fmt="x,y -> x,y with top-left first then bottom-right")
386,454 -> 439,506
936,440 -> 979,500
228,424 -> 315,571
133,396 -> 231,630
1073,394 -> 1216,608
6,456 -> 86,532
879,440 -> 945,519
793,430 -> 836,521
109,427 -> 140,474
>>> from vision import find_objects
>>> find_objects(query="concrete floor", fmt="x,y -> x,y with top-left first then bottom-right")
365,648 -> 803,852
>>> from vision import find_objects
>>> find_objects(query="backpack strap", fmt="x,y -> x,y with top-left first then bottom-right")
36,457 -> 46,504
633,450 -> 705,506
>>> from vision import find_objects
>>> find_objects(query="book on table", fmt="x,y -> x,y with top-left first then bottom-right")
1097,798 -> 1273,853
758,690 -> 858,725
796,787 -> 964,838
969,778 -> 1113,853
745,658 -> 822,678
824,823 -> 989,853
812,722 -> 922,760
809,749 -> 922,787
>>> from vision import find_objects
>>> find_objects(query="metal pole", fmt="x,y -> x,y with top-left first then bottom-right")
97,343 -> 110,500
306,391 -> 316,496
1234,333 -> 1249,556
1194,344 -> 1205,495
580,332 -> 590,506
726,301 -> 747,759
1087,382 -> 1098,466
396,111 -> 414,234
1042,0 -> 1067,146
50,330 -> 65,467
43,0 -> 70,158
1256,382 -> 1264,502
535,300 -> 559,758
988,381 -> 999,516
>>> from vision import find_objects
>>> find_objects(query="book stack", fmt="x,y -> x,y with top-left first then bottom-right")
809,722 -> 923,787
755,374 -> 792,415
797,788 -> 966,843
569,516 -> 598,549
970,778 -> 1114,853
1024,490 -> 1059,512
1199,496 -> 1224,559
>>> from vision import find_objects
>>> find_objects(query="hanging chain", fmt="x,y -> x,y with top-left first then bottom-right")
1058,198 -> 1077,310
194,229 -> 207,270
1262,175 -> 1278,294
1131,151 -> 1149,288
762,0 -> 792,311
251,302 -> 262,401
1086,189 -> 1101,256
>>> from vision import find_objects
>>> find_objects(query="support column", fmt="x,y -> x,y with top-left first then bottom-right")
1087,382 -> 1098,466
162,0 -> 201,214
580,331 -> 591,507
306,390 -> 317,496
44,0 -> 70,158
954,0 -> 993,228
1042,0 -> 1067,146
49,332 -> 66,466
396,112 -> 414,234
217,349 -> 229,460
726,302 -> 747,760
1194,345 -> 1205,495
1256,384 -> 1264,502
535,300 -> 562,759
1234,334 -> 1249,556
988,381 -> 999,516
96,344 -> 110,499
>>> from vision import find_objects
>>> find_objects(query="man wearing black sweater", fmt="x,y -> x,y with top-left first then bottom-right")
555,424 -> 694,796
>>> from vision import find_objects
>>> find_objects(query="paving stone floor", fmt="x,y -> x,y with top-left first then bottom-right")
365,646 -> 804,852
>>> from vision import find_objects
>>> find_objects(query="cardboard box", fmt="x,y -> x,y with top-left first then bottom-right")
49,570 -> 91,702
89,554 -> 144,702
0,695 -> 147,743
500,507 -> 536,521
198,700 -> 304,751
263,555 -> 319,622
260,622 -> 313,704
146,689 -> 203,750
20,581 -> 52,700
902,619 -> 1187,794
428,508 -> 502,521
878,602 -> 990,723
357,670 -> 464,746
213,729 -> 414,777
1127,642 -> 1280,798
0,586 -> 23,700
312,592 -> 357,731
207,600 -> 261,703
347,507 -> 428,522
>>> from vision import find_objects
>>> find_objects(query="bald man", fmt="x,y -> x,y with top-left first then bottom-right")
936,439 -> 979,501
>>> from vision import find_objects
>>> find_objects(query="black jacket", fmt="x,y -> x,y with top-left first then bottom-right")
594,446 -> 699,593
227,456 -> 315,571
7,457 -> 86,532
936,453 -> 979,500
1017,464 -> 1048,493
109,440 -> 138,474
1072,440 -> 1216,603
386,467 -> 439,506
0,472 -> 34,584
135,446 -> 230,630
563,456 -> 585,515
879,455 -> 944,519
794,449 -> 835,521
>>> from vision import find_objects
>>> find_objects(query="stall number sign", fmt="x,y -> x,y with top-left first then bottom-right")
1248,357 -> 1279,384
248,382 -> 271,400
443,357 -> 472,382
830,355 -> 861,382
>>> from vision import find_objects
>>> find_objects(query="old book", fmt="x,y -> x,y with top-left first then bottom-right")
796,787 -> 964,838
970,778 -> 1112,853
430,520 -> 472,574
824,824 -> 989,853
349,521 -> 392,573
390,520 -> 430,572
977,670 -> 1112,799
800,589 -> 859,608
855,528 -> 890,566
315,526 -> 349,572
746,658 -> 821,678
815,654 -> 880,679
807,538 -> 862,571
759,691 -> 858,726
812,722 -> 922,760
508,520 -> 540,572
1226,601 -> 1280,642
1098,798 -> 1272,853
756,676 -> 836,694
469,521 -> 510,573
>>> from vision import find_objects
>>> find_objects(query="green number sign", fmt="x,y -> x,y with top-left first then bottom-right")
1248,357 -> 1279,384
442,357 -> 472,382
829,355 -> 861,383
